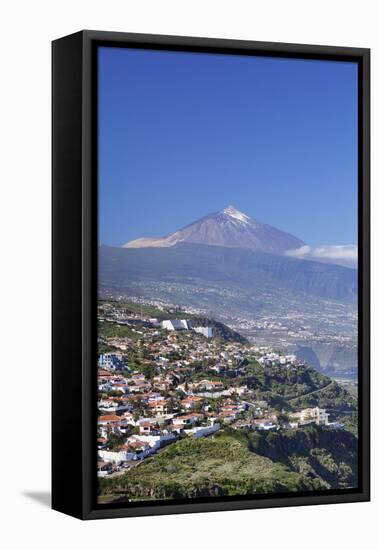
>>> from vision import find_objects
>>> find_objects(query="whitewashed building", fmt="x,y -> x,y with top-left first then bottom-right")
193,326 -> 213,338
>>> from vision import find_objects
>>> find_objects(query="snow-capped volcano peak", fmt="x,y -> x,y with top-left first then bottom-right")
221,205 -> 251,224
123,206 -> 305,253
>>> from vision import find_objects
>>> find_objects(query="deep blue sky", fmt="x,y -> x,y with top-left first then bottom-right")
98,47 -> 358,247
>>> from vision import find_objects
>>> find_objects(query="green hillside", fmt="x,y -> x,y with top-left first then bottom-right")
99,426 -> 358,503
245,425 -> 358,489
98,433 -> 326,502
243,361 -> 356,415
98,300 -> 247,344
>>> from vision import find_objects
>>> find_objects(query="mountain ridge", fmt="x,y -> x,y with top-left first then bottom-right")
100,242 -> 357,303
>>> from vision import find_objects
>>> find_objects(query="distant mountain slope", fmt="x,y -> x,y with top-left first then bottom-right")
100,242 -> 357,304
123,205 -> 305,254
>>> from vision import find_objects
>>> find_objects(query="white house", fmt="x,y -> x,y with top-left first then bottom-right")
257,421 -> 277,431
98,443 -> 150,463
98,399 -> 129,414
98,353 -> 127,370
296,407 -> 330,426
172,413 -> 203,427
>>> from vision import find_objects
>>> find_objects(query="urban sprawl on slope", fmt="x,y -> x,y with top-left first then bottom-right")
97,300 -> 348,485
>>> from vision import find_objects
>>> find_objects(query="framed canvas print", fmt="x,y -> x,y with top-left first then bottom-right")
52,30 -> 370,520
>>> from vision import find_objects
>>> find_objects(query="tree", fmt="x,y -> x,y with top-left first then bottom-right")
107,432 -> 125,450
276,412 -> 290,427
141,363 -> 156,380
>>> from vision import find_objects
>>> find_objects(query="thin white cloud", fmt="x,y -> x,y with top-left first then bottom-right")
285,244 -> 357,268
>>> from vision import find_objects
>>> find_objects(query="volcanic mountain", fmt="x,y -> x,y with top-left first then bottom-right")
123,205 -> 305,255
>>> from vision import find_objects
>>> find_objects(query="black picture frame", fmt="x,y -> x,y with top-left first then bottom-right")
52,30 -> 370,520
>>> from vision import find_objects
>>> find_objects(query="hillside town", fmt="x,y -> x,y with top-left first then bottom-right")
97,300 -> 343,479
